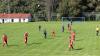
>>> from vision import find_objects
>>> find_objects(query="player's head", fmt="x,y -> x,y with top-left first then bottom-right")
3,33 -> 7,37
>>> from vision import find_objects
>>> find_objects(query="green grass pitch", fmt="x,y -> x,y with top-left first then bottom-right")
0,21 -> 100,56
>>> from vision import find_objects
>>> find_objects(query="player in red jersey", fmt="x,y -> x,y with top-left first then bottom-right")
68,36 -> 73,50
2,34 -> 8,47
51,29 -> 55,38
24,32 -> 28,45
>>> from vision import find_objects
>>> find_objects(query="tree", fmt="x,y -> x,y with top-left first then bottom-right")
58,0 -> 80,17
0,0 -> 100,21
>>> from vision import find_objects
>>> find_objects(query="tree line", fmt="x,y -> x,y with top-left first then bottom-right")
0,0 -> 100,21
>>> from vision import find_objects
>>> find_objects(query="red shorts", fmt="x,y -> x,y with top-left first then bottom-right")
3,40 -> 7,44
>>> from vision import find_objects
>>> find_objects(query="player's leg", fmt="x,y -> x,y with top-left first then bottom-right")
98,31 -> 99,36
3,43 -> 5,47
62,27 -> 64,32
51,33 -> 53,37
63,28 -> 65,32
63,28 -> 64,32
71,45 -> 74,49
52,33 -> 54,37
68,44 -> 71,50
96,31 -> 97,36
53,33 -> 55,38
25,39 -> 27,44
5,40 -> 8,46
53,32 -> 56,38
24,38 -> 27,45
39,28 -> 41,31
68,27 -> 69,31
69,44 -> 72,51
54,32 -> 56,37
25,40 -> 27,45
70,44 -> 73,50
3,41 -> 5,47
44,34 -> 46,39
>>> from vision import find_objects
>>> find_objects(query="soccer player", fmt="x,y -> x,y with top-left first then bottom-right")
62,25 -> 64,32
2,34 -> 8,47
24,32 -> 28,45
51,29 -> 55,38
39,25 -> 41,31
68,36 -> 73,50
44,29 -> 47,39
68,23 -> 71,32
96,25 -> 99,36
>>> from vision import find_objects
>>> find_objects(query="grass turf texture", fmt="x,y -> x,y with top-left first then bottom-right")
0,21 -> 100,56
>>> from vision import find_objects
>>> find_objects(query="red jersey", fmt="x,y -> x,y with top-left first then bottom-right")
24,32 -> 28,40
24,32 -> 28,44
71,32 -> 75,41
2,34 -> 7,43
72,32 -> 75,37
69,38 -> 73,45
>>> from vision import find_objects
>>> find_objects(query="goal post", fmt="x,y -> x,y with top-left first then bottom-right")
61,17 -> 85,22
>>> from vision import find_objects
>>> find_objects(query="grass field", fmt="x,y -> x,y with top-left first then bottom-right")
0,21 -> 100,56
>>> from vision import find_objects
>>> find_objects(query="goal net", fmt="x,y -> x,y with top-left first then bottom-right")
61,17 -> 85,26
61,17 -> 85,22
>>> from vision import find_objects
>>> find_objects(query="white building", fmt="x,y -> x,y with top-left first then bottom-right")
0,13 -> 32,23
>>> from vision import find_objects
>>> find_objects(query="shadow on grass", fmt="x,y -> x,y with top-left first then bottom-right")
47,37 -> 54,39
28,42 -> 42,46
56,35 -> 62,38
76,39 -> 84,41
8,45 -> 19,47
74,48 -> 83,50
